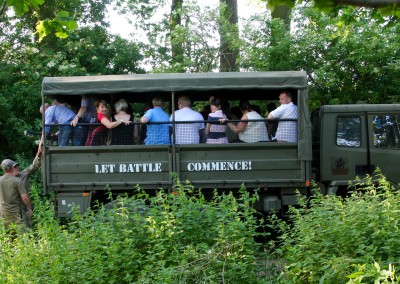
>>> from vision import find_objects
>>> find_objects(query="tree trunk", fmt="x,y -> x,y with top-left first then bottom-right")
219,0 -> 239,72
170,0 -> 184,72
271,5 -> 291,31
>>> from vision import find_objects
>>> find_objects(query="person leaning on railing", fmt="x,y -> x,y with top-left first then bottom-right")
140,96 -> 170,145
39,98 -> 83,148
86,100 -> 131,146
219,100 -> 269,143
170,96 -> 204,144
267,90 -> 298,142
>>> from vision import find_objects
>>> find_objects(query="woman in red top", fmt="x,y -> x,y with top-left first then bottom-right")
86,100 -> 131,146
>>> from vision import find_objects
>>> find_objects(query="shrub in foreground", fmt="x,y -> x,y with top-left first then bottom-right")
272,172 -> 400,283
0,181 -> 269,283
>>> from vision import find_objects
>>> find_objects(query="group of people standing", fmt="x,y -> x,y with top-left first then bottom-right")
141,90 -> 298,145
40,90 -> 298,147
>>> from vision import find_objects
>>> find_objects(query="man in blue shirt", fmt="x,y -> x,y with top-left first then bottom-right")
41,98 -> 83,147
140,96 -> 170,144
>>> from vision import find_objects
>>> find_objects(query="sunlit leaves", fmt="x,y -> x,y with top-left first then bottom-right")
35,11 -> 78,42
6,0 -> 45,15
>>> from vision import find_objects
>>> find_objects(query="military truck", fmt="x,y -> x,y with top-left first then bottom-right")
40,72 -> 400,217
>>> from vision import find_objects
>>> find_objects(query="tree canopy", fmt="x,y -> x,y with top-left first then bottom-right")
264,0 -> 400,16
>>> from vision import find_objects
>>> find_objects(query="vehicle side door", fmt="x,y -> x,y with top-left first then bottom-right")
320,112 -> 369,184
368,113 -> 400,185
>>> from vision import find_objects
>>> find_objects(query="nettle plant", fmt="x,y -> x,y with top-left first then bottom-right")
272,171 -> 400,284
0,181 -> 271,284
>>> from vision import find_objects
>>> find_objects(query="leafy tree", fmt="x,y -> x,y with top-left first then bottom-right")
114,0 -> 222,72
290,6 -> 400,109
2,0 -> 78,40
271,4 -> 291,29
239,12 -> 294,71
0,0 -> 144,159
263,0 -> 400,16
239,5 -> 400,109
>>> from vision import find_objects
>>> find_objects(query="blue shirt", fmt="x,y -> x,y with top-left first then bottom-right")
44,104 -> 76,133
143,107 -> 170,144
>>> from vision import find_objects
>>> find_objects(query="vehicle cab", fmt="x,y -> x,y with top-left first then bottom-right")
312,104 -> 400,195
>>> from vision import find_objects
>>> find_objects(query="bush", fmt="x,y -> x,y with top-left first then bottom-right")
272,171 -> 400,283
0,181 -> 270,283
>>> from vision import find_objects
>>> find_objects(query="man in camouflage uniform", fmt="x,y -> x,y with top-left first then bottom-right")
0,148 -> 41,230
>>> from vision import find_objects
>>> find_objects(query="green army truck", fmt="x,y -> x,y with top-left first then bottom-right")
40,71 -> 400,217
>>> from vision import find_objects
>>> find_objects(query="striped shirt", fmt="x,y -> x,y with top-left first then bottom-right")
207,110 -> 228,144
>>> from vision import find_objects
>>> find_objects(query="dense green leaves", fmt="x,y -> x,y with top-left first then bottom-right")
272,171 -> 400,283
6,0 -> 45,15
263,0 -> 400,16
0,1 -> 144,159
0,182 -> 268,283
239,6 -> 400,110
36,11 -> 78,42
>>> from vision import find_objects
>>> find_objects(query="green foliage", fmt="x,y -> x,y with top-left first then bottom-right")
115,0 -> 222,72
0,7 -> 144,158
240,6 -> 400,110
239,14 -> 293,71
5,0 -> 79,39
272,171 -> 400,283
7,0 -> 45,15
263,0 -> 400,17
36,11 -> 78,42
292,7 -> 400,109
0,181 -> 270,283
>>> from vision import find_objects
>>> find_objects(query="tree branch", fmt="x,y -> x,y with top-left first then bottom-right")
336,0 -> 400,8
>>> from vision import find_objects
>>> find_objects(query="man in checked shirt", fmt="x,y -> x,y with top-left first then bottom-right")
267,91 -> 298,142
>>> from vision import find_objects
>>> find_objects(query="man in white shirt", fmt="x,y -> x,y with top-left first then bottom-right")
170,96 -> 204,144
268,91 -> 298,142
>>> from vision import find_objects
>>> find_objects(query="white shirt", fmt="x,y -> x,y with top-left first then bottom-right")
170,107 -> 204,144
270,102 -> 298,142
239,111 -> 269,143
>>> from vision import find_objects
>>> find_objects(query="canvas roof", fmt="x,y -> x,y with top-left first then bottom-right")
42,71 -> 308,97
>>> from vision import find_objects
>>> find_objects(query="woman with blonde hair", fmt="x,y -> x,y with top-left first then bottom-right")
111,99 -> 139,145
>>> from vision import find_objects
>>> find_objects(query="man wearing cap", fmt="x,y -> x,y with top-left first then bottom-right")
0,159 -> 33,230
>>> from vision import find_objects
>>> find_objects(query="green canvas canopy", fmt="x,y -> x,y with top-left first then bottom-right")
42,71 -> 308,96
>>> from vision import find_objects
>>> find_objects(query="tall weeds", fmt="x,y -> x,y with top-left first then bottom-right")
0,181 -> 269,284
272,171 -> 400,283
